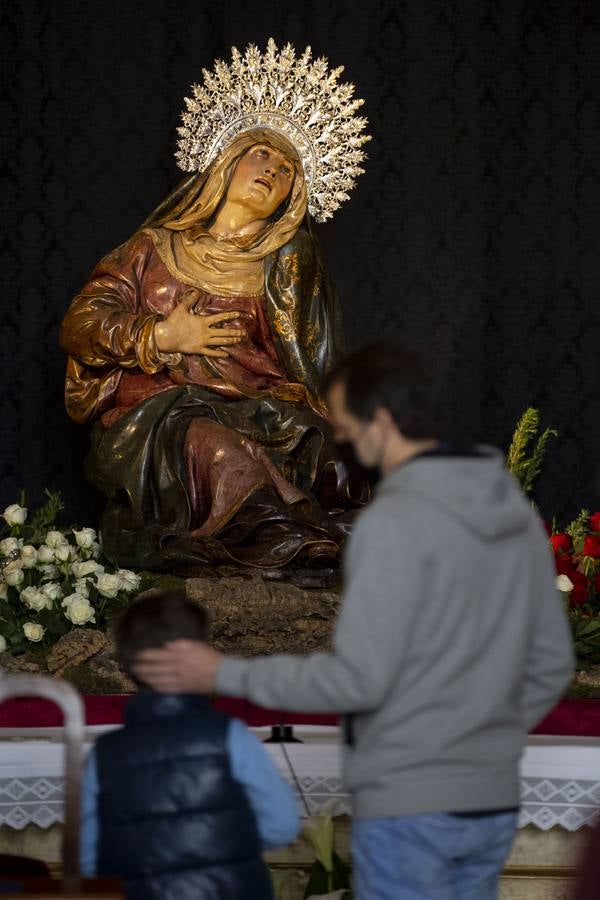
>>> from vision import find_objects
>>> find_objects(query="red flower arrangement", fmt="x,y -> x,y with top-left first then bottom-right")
507,409 -> 600,667
550,512 -> 600,613
550,533 -> 572,555
582,535 -> 600,559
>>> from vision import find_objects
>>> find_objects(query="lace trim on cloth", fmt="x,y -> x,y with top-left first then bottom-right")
1,730 -> 599,831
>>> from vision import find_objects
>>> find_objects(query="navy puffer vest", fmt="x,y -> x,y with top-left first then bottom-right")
95,692 -> 274,900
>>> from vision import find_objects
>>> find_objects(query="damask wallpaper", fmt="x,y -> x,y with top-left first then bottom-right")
3,0 -> 600,524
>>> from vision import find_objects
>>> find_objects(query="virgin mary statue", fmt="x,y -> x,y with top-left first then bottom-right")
60,40 -> 371,571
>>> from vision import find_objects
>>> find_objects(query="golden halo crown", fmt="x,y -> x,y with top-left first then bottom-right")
175,39 -> 371,223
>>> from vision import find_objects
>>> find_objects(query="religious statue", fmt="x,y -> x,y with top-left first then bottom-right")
60,40 -> 371,572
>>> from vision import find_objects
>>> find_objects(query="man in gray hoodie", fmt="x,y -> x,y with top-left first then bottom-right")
135,343 -> 574,900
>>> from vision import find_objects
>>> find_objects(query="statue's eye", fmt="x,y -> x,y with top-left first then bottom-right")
280,165 -> 292,178
256,148 -> 269,158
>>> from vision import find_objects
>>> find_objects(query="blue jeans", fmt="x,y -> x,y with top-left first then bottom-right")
351,811 -> 518,900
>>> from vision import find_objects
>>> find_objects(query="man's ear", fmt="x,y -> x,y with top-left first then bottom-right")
373,407 -> 396,433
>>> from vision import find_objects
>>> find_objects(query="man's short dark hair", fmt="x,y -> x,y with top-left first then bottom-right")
324,342 -> 440,440
114,589 -> 209,684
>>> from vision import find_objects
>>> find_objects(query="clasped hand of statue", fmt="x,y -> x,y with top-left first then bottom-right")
154,288 -> 245,357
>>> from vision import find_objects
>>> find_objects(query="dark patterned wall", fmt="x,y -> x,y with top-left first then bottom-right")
3,0 -> 600,525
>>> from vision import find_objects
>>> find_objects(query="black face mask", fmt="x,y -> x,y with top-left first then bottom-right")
335,441 -> 381,483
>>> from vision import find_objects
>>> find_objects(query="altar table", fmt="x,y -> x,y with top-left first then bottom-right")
0,725 -> 598,833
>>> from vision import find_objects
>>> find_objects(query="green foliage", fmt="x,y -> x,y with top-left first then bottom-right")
565,678 -> 600,699
0,494 -> 141,654
23,490 -> 65,545
506,408 -> 558,495
303,857 -> 350,899
302,817 -> 350,898
569,616 -> 600,667
566,509 -> 591,555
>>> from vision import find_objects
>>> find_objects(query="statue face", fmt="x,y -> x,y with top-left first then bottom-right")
226,144 -> 295,218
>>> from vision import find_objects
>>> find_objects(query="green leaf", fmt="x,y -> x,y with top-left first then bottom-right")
36,608 -> 69,637
23,490 -> 65,545
505,408 -> 558,496
302,816 -> 334,872
566,509 -> 590,545
2,620 -> 18,638
330,853 -> 350,891
571,617 -> 600,664
9,634 -> 26,653
520,427 -> 559,494
303,856 -> 350,898
506,408 -> 539,476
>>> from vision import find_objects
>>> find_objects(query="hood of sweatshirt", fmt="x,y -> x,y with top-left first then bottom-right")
376,445 -> 531,540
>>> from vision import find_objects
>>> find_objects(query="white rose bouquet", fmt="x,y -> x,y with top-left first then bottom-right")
0,491 -> 142,653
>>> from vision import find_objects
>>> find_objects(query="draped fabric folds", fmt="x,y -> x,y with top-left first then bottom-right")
60,158 -> 363,568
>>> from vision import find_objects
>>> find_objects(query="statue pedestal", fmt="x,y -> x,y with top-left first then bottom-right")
0,573 -> 341,693
185,573 -> 340,657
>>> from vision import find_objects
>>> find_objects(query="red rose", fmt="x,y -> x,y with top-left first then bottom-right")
555,554 -> 576,576
550,533 -> 572,555
582,535 -> 600,558
590,512 -> 600,533
593,574 -> 600,594
569,571 -> 589,606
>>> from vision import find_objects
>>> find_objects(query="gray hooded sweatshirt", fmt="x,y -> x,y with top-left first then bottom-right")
216,447 -> 574,817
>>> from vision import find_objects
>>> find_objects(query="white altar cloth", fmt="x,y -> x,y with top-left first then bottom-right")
0,726 -> 598,832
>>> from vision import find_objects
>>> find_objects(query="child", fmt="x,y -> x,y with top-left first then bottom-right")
80,589 -> 299,899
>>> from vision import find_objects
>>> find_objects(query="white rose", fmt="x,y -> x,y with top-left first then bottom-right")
0,582 -> 7,600
0,537 -> 20,557
117,569 -> 141,593
0,635 -> 6,652
90,541 -> 101,559
73,527 -> 97,549
96,573 -> 121,598
38,564 -> 59,581
62,594 -> 95,625
71,560 -> 104,579
20,545 -> 38,569
41,582 -> 62,602
54,544 -> 73,563
4,561 -> 24,587
45,530 -> 68,549
556,574 -> 574,593
20,586 -> 52,612
74,579 -> 90,599
23,622 -> 45,642
37,544 -> 55,564
3,504 -> 27,526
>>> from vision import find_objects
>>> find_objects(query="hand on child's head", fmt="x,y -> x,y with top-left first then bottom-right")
132,640 -> 222,694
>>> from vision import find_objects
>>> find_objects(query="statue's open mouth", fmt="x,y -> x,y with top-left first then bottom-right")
254,177 -> 272,191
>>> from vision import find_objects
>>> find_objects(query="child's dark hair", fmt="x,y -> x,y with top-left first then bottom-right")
114,589 -> 209,684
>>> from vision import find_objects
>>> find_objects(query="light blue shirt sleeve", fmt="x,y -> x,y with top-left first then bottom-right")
79,746 -> 99,876
226,718 -> 300,849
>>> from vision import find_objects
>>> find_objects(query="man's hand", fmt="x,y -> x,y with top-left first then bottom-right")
154,289 -> 246,356
132,640 -> 222,694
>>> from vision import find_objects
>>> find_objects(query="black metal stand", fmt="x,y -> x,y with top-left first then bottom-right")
262,724 -> 303,743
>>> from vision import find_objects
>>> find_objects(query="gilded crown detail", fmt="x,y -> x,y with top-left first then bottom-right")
175,39 -> 371,222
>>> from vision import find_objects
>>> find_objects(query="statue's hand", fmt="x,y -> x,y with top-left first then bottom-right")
154,289 -> 246,357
